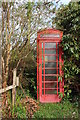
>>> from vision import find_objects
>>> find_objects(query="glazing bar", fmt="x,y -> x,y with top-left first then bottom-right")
43,42 -> 45,96
56,43 -> 58,95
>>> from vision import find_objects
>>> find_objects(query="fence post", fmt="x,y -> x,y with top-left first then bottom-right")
12,69 -> 16,106
0,23 -> 2,119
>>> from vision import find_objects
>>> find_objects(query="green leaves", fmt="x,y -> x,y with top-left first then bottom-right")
59,92 -> 63,98
70,47 -> 74,53
54,2 -> 80,97
64,43 -> 69,50
58,76 -> 62,82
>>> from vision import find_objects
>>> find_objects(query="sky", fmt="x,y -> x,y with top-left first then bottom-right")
0,0 -> 71,18
60,0 -> 71,5
0,0 -> 71,4
15,0 -> 71,5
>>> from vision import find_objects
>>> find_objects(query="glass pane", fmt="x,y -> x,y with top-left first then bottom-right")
42,90 -> 44,95
45,76 -> 57,81
45,89 -> 57,94
42,42 -> 60,95
42,76 -> 44,81
45,50 -> 56,54
42,76 -> 57,81
45,56 -> 56,61
42,70 -> 44,74
45,43 -> 56,48
45,69 -> 57,74
45,62 -> 56,68
58,43 -> 59,54
42,63 -> 43,68
42,82 -> 57,88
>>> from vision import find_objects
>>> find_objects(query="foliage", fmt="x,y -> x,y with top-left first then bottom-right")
34,99 -> 78,118
2,91 -> 26,119
12,93 -> 26,119
54,2 -> 80,96
1,1 -> 59,118
22,53 -> 37,98
1,1 -> 57,87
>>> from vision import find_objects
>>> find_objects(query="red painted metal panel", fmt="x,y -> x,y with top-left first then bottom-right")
37,28 -> 63,40
56,43 -> 58,95
39,42 -> 42,99
59,42 -> 62,93
43,42 -> 45,96
38,39 -> 61,43
37,28 -> 63,103
40,95 -> 61,103
61,46 -> 64,96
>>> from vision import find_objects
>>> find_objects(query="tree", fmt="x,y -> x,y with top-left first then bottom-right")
1,0 -> 61,118
54,2 -> 80,95
1,1 -> 58,92
11,1 -> 57,96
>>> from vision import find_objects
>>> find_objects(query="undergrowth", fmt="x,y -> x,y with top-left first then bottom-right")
33,98 -> 78,119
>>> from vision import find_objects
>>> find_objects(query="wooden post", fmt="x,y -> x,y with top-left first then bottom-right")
16,77 -> 19,86
0,25 -> 2,120
12,69 -> 16,106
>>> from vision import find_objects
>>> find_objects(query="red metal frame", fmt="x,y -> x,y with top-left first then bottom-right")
56,43 -> 58,95
37,28 -> 64,103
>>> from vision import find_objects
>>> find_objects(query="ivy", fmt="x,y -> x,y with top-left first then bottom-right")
54,2 -> 80,96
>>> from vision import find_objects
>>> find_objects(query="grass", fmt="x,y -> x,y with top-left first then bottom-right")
33,99 -> 78,119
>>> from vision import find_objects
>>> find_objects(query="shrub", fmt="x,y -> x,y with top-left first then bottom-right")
54,2 -> 80,97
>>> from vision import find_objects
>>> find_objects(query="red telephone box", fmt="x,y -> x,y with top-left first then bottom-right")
37,29 -> 64,103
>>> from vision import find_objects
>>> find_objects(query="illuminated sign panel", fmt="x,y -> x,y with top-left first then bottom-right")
40,34 -> 60,38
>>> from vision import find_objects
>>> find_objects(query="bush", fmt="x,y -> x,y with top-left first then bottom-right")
12,93 -> 26,119
2,91 -> 26,119
54,2 -> 80,97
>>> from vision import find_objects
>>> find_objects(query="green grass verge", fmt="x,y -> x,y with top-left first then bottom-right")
33,99 -> 78,119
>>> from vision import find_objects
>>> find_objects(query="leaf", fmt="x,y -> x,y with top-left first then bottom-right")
64,85 -> 67,88
58,76 -> 60,82
75,54 -> 79,58
59,92 -> 63,98
65,75 -> 67,78
70,48 -> 74,53
68,90 -> 72,93
61,77 -> 62,82
67,92 -> 69,96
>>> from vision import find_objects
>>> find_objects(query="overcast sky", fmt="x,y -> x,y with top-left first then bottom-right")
60,0 -> 71,4
15,0 -> 71,5
0,0 -> 71,20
